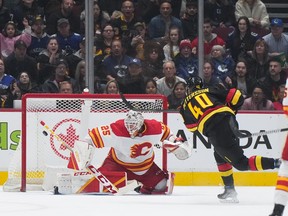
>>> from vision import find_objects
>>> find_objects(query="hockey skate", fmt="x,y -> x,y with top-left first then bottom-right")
269,204 -> 284,216
274,159 -> 282,169
217,186 -> 239,203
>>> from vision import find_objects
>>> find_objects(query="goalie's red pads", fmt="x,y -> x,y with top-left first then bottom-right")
151,172 -> 175,195
67,152 -> 80,170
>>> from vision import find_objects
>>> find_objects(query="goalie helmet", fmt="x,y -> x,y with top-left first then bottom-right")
187,76 -> 203,91
124,110 -> 144,138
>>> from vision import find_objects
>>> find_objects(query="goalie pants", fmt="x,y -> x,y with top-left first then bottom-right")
98,154 -> 168,190
206,115 -> 276,186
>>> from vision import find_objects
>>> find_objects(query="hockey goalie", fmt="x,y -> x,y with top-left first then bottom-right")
50,110 -> 192,195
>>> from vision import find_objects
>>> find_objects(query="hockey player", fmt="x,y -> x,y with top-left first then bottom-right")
179,76 -> 281,203
80,110 -> 192,194
269,76 -> 288,216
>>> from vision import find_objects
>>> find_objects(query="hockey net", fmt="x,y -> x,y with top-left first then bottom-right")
3,93 -> 168,192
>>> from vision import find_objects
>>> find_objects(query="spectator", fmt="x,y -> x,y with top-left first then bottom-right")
0,0 -> 11,32
240,85 -> 274,110
95,23 -> 115,59
235,0 -> 269,30
117,58 -> 146,94
181,0 -> 198,41
11,0 -> 44,31
46,0 -> 81,35
4,39 -> 38,83
273,84 -> 286,110
174,39 -> 198,81
191,18 -> 225,57
101,39 -> 133,82
204,0 -> 236,28
0,20 -> 31,59
230,59 -> 257,98
163,25 -> 182,62
16,71 -> 40,95
129,22 -> 148,59
148,0 -> 182,45
167,81 -> 186,110
79,1 -> 110,36
111,0 -> 141,41
142,40 -> 165,80
259,58 -> 287,102
245,38 -> 270,80
41,58 -> 81,93
74,59 -> 102,93
156,60 -> 186,97
0,58 -> 16,108
59,80 -> 73,93
51,18 -> 82,56
226,16 -> 259,61
36,36 -> 66,84
210,45 -> 234,86
263,18 -> 288,58
144,78 -> 158,94
104,79 -> 119,94
27,15 -> 50,59
202,60 -> 224,87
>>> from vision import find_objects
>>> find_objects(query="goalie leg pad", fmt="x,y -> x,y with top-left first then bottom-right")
67,140 -> 95,170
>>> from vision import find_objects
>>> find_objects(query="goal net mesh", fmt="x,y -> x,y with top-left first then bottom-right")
3,94 -> 167,192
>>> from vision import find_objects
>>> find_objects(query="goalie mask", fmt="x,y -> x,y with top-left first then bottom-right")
124,110 -> 144,138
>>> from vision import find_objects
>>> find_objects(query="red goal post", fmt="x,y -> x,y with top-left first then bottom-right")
4,93 -> 168,192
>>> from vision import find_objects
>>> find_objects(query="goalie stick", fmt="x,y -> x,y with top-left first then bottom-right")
40,120 -> 138,195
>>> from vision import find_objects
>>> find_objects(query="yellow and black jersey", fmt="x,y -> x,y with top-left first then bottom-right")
179,84 -> 244,135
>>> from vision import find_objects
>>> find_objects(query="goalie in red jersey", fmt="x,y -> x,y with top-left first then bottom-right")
82,110 -> 192,195
270,77 -> 288,216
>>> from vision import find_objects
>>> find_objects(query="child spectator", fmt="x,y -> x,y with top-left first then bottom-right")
59,80 -> 73,94
0,19 -> 31,59
273,84 -> 286,110
104,79 -> 119,94
145,78 -> 158,94
163,25 -> 182,62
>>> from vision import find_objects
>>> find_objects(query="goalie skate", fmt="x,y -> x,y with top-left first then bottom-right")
217,187 -> 239,203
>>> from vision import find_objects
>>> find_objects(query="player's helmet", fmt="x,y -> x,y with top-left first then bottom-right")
124,110 -> 144,138
187,76 -> 203,90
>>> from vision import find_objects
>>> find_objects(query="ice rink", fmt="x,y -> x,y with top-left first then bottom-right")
0,186 -> 284,216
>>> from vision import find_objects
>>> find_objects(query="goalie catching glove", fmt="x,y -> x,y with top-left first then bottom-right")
162,138 -> 192,160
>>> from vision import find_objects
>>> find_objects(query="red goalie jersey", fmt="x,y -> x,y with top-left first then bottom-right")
86,119 -> 172,175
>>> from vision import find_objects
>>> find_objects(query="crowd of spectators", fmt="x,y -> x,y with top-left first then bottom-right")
0,0 -> 287,110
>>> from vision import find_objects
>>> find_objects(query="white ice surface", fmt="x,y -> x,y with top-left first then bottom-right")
0,186 -> 285,216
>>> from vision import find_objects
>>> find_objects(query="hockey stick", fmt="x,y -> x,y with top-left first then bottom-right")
40,121 -> 137,195
236,127 -> 288,139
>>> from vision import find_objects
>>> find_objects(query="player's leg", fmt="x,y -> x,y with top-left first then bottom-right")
131,162 -> 174,195
270,136 -> 288,216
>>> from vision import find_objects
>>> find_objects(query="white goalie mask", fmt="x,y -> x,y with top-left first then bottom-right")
124,110 -> 144,138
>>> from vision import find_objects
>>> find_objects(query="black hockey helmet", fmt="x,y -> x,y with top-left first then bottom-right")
187,76 -> 203,90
